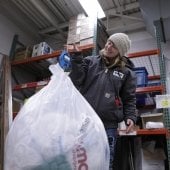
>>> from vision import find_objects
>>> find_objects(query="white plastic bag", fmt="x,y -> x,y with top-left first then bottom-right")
5,64 -> 110,170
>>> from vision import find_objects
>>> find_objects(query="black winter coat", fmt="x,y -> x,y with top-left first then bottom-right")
70,54 -> 137,128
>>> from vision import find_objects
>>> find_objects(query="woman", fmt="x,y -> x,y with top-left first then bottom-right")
69,33 -> 137,169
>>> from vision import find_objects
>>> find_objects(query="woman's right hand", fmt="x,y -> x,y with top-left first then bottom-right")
64,44 -> 81,53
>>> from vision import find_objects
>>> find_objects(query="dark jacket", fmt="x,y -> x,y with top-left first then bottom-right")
69,53 -> 137,128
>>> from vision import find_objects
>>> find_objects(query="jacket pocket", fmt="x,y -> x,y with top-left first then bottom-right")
113,106 -> 124,122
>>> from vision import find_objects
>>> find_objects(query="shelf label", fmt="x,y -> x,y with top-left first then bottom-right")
156,95 -> 170,108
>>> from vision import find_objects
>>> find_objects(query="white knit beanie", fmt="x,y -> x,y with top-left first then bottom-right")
108,33 -> 131,56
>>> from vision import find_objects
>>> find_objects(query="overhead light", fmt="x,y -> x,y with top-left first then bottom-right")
78,0 -> 105,19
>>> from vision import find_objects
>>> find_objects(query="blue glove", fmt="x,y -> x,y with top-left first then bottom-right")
58,50 -> 71,71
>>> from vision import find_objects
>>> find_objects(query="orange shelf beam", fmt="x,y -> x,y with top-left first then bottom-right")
148,75 -> 160,80
136,85 -> 164,94
128,49 -> 159,58
13,80 -> 49,91
137,128 -> 169,136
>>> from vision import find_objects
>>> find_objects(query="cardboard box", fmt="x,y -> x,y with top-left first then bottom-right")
67,13 -> 96,45
14,46 -> 32,61
32,42 -> 53,57
141,113 -> 164,129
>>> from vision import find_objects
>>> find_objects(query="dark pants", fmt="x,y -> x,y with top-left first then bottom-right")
105,128 -> 118,170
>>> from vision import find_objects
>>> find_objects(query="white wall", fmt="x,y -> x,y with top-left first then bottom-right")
129,30 -> 157,53
0,14 -> 40,100
0,14 -> 36,56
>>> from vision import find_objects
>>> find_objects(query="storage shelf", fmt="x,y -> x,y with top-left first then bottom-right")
12,48 -> 167,138
11,47 -> 162,91
11,44 -> 95,66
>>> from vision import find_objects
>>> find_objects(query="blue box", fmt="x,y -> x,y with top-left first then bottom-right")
133,67 -> 148,87
136,94 -> 146,105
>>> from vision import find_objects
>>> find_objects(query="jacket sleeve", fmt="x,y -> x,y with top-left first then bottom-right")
120,70 -> 137,124
69,52 -> 90,88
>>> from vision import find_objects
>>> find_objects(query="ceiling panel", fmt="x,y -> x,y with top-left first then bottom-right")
98,0 -> 115,10
0,0 -> 144,38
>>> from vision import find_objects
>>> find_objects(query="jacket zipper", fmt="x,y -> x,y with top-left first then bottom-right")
95,68 -> 108,113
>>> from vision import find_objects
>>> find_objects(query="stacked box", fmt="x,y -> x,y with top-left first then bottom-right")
67,13 -> 96,45
32,42 -> 53,57
80,38 -> 94,46
67,14 -> 108,54
140,113 -> 164,129
14,46 -> 32,61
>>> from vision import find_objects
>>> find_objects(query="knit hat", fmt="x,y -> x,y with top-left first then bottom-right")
108,33 -> 131,56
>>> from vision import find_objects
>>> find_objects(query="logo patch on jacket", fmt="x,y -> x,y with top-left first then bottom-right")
105,93 -> 111,98
113,71 -> 124,79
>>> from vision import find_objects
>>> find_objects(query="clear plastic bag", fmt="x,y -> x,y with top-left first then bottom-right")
5,64 -> 110,170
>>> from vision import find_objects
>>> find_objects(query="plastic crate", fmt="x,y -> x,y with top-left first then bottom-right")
133,67 -> 148,87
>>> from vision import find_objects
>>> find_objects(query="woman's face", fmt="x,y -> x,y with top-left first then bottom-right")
103,40 -> 119,58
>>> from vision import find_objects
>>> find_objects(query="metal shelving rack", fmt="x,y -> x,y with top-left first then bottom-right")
113,48 -> 169,170
154,20 -> 170,168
